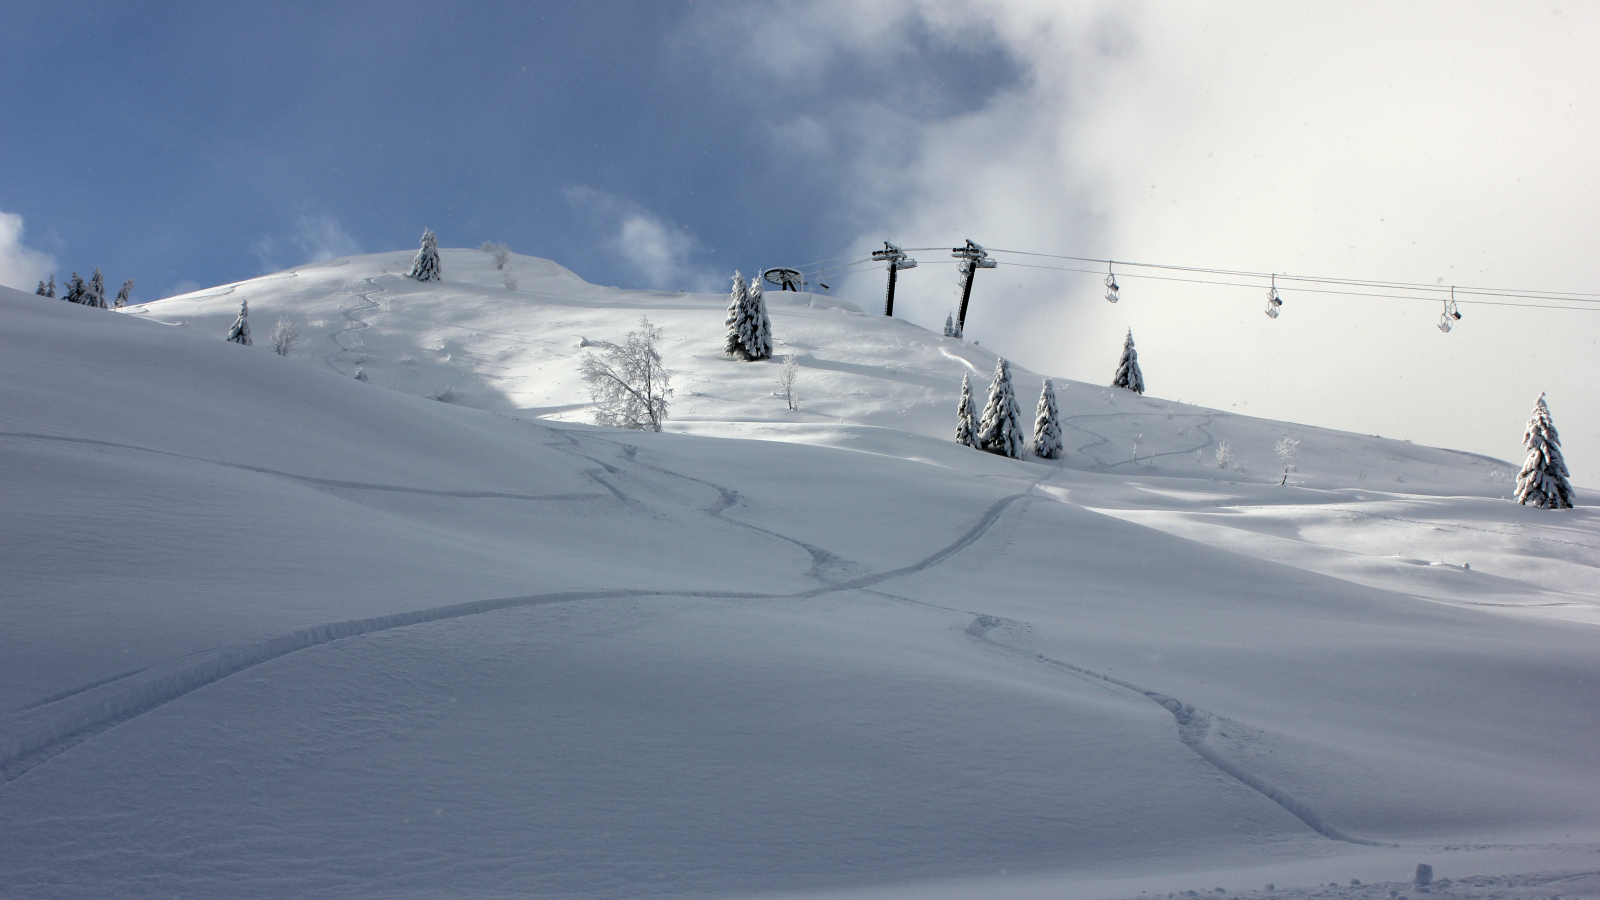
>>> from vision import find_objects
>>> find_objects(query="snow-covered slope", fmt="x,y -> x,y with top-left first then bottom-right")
3,264 -> 1597,900
131,248 -> 1518,497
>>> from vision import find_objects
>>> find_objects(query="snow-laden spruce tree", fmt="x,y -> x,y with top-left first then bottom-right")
725,271 -> 750,358
36,277 -> 53,297
114,279 -> 134,309
978,357 -> 1026,459
580,316 -> 673,431
1032,378 -> 1063,460
226,299 -> 252,345
955,374 -> 978,447
944,313 -> 955,338
745,275 -> 773,360
1514,392 -> 1575,509
88,268 -> 107,308
408,229 -> 441,282
1111,328 -> 1144,395
62,273 -> 87,304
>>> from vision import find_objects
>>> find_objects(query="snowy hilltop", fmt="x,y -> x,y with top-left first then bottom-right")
1,247 -> 1595,900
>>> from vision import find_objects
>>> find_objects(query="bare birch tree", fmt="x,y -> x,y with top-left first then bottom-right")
580,317 -> 672,432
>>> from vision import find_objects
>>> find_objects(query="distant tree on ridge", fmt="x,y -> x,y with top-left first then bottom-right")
1515,392 -> 1575,509
1111,329 -> 1144,395
226,299 -> 252,345
408,229 -> 441,282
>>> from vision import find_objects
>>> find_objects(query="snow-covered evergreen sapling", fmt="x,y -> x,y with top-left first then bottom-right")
1033,378 -> 1062,460
745,275 -> 773,360
1111,328 -> 1144,394
408,229 -> 441,282
114,279 -> 134,309
62,273 -> 87,304
1514,392 -> 1575,509
88,268 -> 107,308
955,374 -> 978,448
36,278 -> 52,297
978,357 -> 1026,459
580,316 -> 673,431
226,299 -> 252,345
944,313 -> 955,338
725,271 -> 750,359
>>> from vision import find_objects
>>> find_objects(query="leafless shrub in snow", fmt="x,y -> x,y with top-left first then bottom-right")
777,354 -> 799,410
503,271 -> 518,290
1214,441 -> 1234,469
580,317 -> 672,432
480,241 -> 511,269
269,318 -> 300,356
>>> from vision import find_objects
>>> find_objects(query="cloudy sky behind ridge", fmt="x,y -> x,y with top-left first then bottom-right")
2,1 -> 1596,475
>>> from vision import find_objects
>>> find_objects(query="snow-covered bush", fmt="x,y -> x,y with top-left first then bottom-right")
1214,441 -> 1234,469
1032,378 -> 1062,460
581,316 -> 673,432
1514,393 -> 1575,509
1111,328 -> 1144,395
479,241 -> 511,269
1275,436 -> 1301,485
408,229 -> 441,282
225,300 -> 251,345
977,357 -> 1025,459
269,318 -> 300,356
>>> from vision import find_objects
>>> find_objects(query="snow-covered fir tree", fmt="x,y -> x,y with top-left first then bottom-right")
62,273 -> 87,305
1032,378 -> 1062,460
944,313 -> 955,338
408,229 -> 441,282
1111,328 -> 1144,395
88,268 -> 107,308
114,279 -> 134,309
36,277 -> 53,297
226,299 -> 252,345
954,374 -> 978,447
724,271 -> 751,359
977,357 -> 1026,459
1514,392 -> 1575,509
745,275 -> 773,360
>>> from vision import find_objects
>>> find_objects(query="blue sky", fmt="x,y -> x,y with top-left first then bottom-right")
3,1 -> 1597,474
0,1 -> 1014,297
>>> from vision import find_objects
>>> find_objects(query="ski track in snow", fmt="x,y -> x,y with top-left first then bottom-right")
323,276 -> 385,377
0,432 -> 605,502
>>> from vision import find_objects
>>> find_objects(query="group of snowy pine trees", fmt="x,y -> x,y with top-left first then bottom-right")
36,269 -> 135,310
724,271 -> 773,361
954,358 -> 1062,461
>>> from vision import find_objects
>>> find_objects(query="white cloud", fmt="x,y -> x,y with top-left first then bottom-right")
251,213 -> 362,273
564,187 -> 715,292
711,0 -> 1600,474
0,211 -> 56,292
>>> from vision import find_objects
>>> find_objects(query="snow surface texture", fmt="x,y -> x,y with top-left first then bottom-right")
1,252 -> 1596,899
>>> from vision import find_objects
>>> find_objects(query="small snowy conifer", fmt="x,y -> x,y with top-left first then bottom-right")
955,374 -> 978,447
62,273 -> 87,304
1514,393 -> 1575,509
1111,328 -> 1144,395
745,275 -> 773,360
724,271 -> 752,359
36,279 -> 48,296
88,268 -> 107,308
226,299 -> 252,345
978,357 -> 1026,459
408,229 -> 441,282
944,313 -> 955,338
114,279 -> 134,309
1032,378 -> 1063,460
